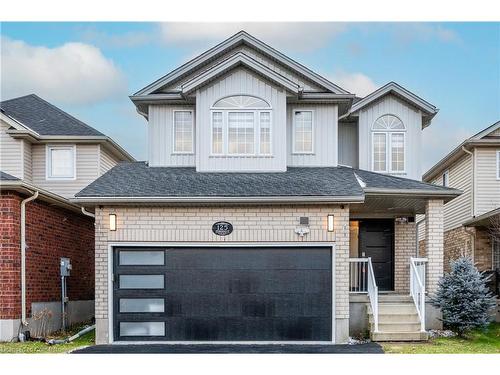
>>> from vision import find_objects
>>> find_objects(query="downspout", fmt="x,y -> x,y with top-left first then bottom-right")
462,146 -> 475,260
20,190 -> 39,327
81,207 -> 95,218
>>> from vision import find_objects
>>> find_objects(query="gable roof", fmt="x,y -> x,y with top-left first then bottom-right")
180,52 -> 301,95
73,162 -> 460,204
134,31 -> 350,96
345,82 -> 438,128
423,120 -> 500,181
1,94 -> 104,136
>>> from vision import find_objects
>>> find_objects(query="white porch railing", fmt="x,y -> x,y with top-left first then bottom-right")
350,258 -> 379,332
410,257 -> 428,332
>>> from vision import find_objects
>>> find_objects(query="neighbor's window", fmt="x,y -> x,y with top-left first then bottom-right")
442,170 -> 449,187
47,145 -> 75,180
173,110 -> 193,153
210,95 -> 271,156
293,110 -> 313,154
371,115 -> 406,173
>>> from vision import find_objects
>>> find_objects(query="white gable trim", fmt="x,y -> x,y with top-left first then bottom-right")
134,31 -> 350,96
470,120 -> 500,140
0,112 -> 40,136
181,52 -> 301,95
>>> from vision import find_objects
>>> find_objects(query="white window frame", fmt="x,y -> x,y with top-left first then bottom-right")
172,110 -> 194,154
496,150 -> 500,180
209,109 -> 272,157
370,115 -> 406,174
292,109 -> 314,155
46,145 -> 76,180
442,169 -> 449,187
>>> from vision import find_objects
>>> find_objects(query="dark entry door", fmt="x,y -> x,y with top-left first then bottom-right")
113,247 -> 332,341
358,220 -> 394,291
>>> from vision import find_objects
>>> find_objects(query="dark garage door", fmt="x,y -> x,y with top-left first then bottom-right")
113,247 -> 332,342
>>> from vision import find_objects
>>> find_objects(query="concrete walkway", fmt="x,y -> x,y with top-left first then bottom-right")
72,343 -> 384,354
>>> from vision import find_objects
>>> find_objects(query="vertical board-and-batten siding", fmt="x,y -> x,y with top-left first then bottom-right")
474,147 -> 500,216
196,67 -> 287,172
31,144 -> 99,198
99,146 -> 122,176
0,121 -> 23,179
148,105 -> 196,167
358,94 -> 423,180
287,104 -> 338,167
338,122 -> 358,168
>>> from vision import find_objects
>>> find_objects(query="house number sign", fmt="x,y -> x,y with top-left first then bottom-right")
212,221 -> 233,236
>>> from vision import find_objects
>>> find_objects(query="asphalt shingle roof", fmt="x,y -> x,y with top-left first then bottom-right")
0,171 -> 20,181
1,94 -> 104,136
75,162 -> 457,199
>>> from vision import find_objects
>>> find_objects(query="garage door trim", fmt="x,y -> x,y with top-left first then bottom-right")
106,242 -> 336,345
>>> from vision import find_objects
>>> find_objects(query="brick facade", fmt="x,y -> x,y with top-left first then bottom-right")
0,191 -> 95,320
94,204 -> 350,344
425,199 -> 444,294
394,220 -> 416,293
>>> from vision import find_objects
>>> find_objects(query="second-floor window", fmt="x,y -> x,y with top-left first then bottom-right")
293,110 -> 314,154
46,145 -> 75,180
173,110 -> 194,153
442,170 -> 449,187
372,114 -> 406,173
211,95 -> 272,156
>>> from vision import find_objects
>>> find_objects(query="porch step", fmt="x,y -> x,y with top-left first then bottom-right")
378,294 -> 413,303
370,322 -> 422,332
368,303 -> 418,315
369,313 -> 420,324
371,331 -> 428,342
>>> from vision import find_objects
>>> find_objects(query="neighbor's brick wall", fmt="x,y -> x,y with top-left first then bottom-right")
394,221 -> 416,293
0,191 -> 95,319
475,227 -> 492,271
425,199 -> 444,294
94,204 -> 350,344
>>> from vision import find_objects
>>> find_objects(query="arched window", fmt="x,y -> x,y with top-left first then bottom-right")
211,95 -> 272,156
371,115 -> 406,173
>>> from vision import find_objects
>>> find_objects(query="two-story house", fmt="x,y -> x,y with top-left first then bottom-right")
421,121 -> 500,297
74,31 -> 460,345
0,94 -> 134,341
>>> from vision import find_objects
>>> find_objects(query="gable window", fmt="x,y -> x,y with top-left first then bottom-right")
210,95 -> 271,156
442,170 -> 449,187
293,110 -> 314,154
46,145 -> 75,180
371,114 -> 406,173
173,110 -> 193,153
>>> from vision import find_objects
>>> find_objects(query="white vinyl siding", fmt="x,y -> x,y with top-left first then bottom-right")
442,170 -> 449,187
46,145 -> 76,180
173,111 -> 194,154
338,122 -> 358,168
32,144 -> 99,198
148,105 -> 195,167
22,140 -> 32,182
293,110 -> 314,154
497,150 -> 500,180
287,104 -> 338,167
0,121 -> 23,179
100,146 -> 121,176
475,148 -> 500,216
358,94 -> 422,180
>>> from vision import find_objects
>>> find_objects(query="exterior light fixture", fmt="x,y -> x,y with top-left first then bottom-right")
109,214 -> 117,231
327,214 -> 334,232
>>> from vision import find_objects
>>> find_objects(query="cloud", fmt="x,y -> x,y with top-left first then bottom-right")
1,37 -> 127,105
159,22 -> 347,53
78,27 -> 153,49
329,71 -> 378,97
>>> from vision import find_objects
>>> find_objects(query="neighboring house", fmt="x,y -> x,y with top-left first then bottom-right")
73,31 -> 460,345
421,121 -> 500,297
0,94 -> 134,341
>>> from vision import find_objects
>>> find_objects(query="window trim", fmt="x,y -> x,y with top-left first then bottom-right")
371,132 -> 388,173
172,110 -> 194,155
292,109 -> 315,155
442,169 -> 449,187
371,131 -> 406,174
496,150 -> 500,180
45,144 -> 76,181
389,132 -> 406,174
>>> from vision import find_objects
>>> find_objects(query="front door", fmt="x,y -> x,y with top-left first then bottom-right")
358,219 -> 394,291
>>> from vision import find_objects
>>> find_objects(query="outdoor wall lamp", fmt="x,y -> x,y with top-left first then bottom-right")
327,214 -> 334,232
109,214 -> 117,231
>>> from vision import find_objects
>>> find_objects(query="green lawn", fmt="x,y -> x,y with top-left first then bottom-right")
0,323 -> 94,354
382,323 -> 500,354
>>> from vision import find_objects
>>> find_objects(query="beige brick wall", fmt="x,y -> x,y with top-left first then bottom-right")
94,204 -> 350,344
425,199 -> 444,294
394,221 -> 416,293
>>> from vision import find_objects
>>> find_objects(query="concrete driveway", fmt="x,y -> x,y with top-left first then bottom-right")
72,343 -> 384,354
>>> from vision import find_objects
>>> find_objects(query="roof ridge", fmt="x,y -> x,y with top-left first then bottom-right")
0,93 -> 38,105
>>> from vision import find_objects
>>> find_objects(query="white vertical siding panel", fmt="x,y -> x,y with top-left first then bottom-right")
0,121 -> 23,178
358,94 -> 422,180
338,122 -> 358,167
31,144 -> 99,198
287,104 -> 338,167
100,147 -> 121,175
475,147 -> 500,216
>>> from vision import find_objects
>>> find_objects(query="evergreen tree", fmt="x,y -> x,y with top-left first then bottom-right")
431,256 -> 495,336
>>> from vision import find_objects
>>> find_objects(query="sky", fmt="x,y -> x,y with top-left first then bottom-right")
1,22 -> 499,172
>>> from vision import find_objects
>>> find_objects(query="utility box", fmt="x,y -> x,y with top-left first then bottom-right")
60,257 -> 72,277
